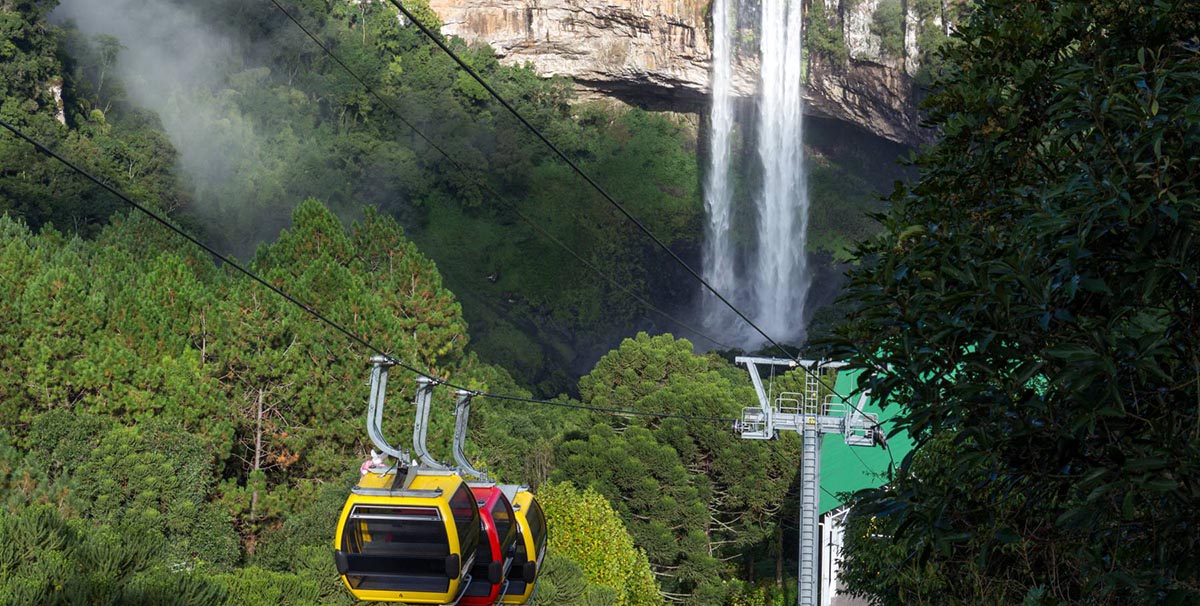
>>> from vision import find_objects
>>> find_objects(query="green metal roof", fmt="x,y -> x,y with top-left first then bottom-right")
818,368 -> 914,513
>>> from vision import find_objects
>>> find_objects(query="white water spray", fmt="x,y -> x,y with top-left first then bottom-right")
701,0 -> 743,339
701,0 -> 811,347
754,0 -> 809,340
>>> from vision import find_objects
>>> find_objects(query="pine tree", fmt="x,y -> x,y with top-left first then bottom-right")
0,505 -> 227,606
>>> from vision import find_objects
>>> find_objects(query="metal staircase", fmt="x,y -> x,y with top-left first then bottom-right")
798,422 -> 820,606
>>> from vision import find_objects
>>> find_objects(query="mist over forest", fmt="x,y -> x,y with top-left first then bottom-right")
43,0 -> 908,394
2,1 -> 1195,605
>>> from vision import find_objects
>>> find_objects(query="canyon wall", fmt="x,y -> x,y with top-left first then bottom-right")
427,0 -> 947,146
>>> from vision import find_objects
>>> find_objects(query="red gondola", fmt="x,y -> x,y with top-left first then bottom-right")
459,484 -> 519,605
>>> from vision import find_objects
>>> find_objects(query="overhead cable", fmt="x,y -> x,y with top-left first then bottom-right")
267,0 -> 735,352
385,0 -> 895,460
0,118 -> 735,425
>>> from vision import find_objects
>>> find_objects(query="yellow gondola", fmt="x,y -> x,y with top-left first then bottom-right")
333,468 -> 481,604
499,486 -> 548,605
334,360 -> 484,604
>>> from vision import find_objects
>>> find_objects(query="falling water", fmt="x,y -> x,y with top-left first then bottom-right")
701,0 -> 810,347
701,0 -> 741,339
754,0 -> 809,340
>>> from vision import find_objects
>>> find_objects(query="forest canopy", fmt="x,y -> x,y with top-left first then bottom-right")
0,4 -> 808,590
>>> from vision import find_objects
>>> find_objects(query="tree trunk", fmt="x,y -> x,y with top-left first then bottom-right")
248,388 -> 264,553
775,524 -> 784,588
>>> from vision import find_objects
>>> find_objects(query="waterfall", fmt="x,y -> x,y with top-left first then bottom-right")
754,0 -> 809,340
701,0 -> 810,347
701,0 -> 741,339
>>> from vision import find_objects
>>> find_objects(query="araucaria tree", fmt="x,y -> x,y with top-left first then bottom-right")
831,1 -> 1199,604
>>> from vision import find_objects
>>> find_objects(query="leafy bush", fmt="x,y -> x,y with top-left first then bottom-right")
212,567 -> 321,606
0,505 -> 227,606
536,482 -> 661,606
74,419 -> 240,570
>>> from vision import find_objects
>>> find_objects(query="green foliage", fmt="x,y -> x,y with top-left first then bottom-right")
871,0 -> 906,58
99,0 -> 701,392
536,482 -> 661,606
832,0 -> 1200,603
0,504 -> 227,606
560,333 -> 801,605
26,409 -> 114,463
805,153 -> 891,261
0,199 -> 533,576
412,103 -> 701,393
0,4 -> 185,235
578,332 -> 709,409
806,1 -> 848,64
0,429 -> 77,513
839,435 -> 1001,604
803,113 -> 916,266
3,0 -> 710,396
530,553 -> 587,605
724,582 -> 799,606
212,567 -> 321,606
0,2 -> 61,112
250,478 -> 353,604
533,552 -> 641,606
910,0 -> 970,87
74,419 -> 240,570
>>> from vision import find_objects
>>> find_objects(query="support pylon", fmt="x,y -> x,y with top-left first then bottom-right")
798,422 -> 820,606
734,357 -> 882,606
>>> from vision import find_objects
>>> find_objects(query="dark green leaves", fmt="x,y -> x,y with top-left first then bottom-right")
831,0 -> 1200,602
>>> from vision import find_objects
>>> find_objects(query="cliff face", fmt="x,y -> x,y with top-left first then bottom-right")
428,0 -> 758,108
806,0 -> 942,145
804,53 -> 927,146
427,0 -> 944,146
